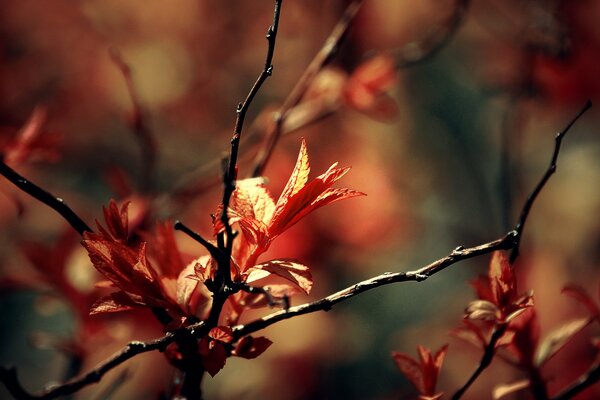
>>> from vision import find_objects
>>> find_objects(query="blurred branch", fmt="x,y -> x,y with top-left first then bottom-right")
509,100 -> 592,262
250,0 -> 364,177
395,0 -> 470,68
0,322 -> 207,400
452,324 -> 508,400
109,48 -> 157,193
0,159 -> 92,235
552,361 -> 600,400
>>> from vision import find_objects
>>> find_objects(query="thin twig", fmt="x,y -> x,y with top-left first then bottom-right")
510,100 -> 592,262
174,220 -> 223,263
216,0 -> 283,298
452,324 -> 508,400
232,234 -> 517,338
250,0 -> 364,177
0,159 -> 92,235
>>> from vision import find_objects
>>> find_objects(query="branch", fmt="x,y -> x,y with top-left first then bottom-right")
233,234 -> 516,338
509,100 -> 592,262
452,324 -> 508,400
395,0 -> 470,68
250,0 -> 364,177
216,0 -> 283,294
0,159 -> 92,235
551,361 -> 600,400
232,101 -> 591,337
0,322 -> 208,400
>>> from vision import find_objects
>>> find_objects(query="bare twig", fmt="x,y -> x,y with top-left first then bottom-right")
215,0 -> 283,304
510,100 -> 592,262
0,159 -> 92,235
452,324 -> 508,400
174,220 -> 223,264
250,0 -> 364,177
232,234 -> 516,338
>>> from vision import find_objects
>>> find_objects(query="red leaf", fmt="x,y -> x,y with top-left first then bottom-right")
563,284 -> 600,317
102,200 -> 130,241
209,326 -> 234,344
392,351 -> 424,393
489,251 -> 516,309
234,336 -> 273,359
199,337 -> 228,377
248,259 -> 313,294
344,53 -> 399,121
89,291 -> 137,314
149,221 -> 185,278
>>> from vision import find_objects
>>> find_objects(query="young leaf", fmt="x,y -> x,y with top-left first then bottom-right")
247,259 -> 313,294
233,336 -> 273,359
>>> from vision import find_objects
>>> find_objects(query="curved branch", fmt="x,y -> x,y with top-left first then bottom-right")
0,322 -> 208,400
233,233 -> 516,338
0,159 -> 92,235
510,100 -> 592,262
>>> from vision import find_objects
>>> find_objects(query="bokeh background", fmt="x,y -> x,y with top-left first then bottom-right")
1,0 -> 600,399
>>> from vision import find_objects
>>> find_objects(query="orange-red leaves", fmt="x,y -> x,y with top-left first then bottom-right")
89,291 -> 137,314
233,336 -> 272,359
209,326 -> 234,343
247,259 -> 312,294
489,251 -> 516,310
344,53 -> 399,121
100,200 -> 130,242
199,336 -> 228,377
469,251 -> 532,323
392,344 -> 448,398
222,139 -> 364,275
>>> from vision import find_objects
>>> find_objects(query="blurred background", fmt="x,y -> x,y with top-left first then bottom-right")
1,0 -> 599,398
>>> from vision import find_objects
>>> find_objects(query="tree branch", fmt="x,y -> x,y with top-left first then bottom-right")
551,361 -> 600,400
0,322 -> 207,400
510,100 -> 592,262
0,159 -> 92,235
452,324 -> 508,400
232,234 -> 516,338
250,0 -> 364,177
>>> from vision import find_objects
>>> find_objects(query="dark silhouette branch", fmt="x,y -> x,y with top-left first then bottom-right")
217,0 -> 283,289
510,100 -> 592,262
552,361 -> 600,400
452,324 -> 508,400
0,159 -> 92,235
0,322 -> 208,400
232,234 -> 517,338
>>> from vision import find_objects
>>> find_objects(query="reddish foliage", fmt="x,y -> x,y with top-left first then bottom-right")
392,344 -> 448,399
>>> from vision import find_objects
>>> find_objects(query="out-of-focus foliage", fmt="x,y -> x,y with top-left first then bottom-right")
1,0 -> 600,399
